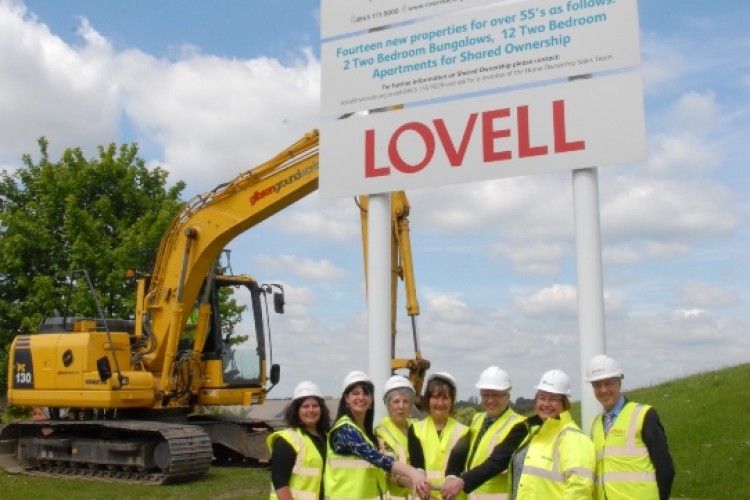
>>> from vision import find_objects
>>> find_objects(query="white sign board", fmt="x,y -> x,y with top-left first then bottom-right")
322,0 -> 640,117
321,0 -> 499,38
319,71 -> 645,198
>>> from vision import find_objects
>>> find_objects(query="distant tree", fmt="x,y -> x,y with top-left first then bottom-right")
512,396 -> 536,416
0,138 -> 186,393
454,405 -> 478,426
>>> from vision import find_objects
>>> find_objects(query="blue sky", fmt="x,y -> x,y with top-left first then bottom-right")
1,0 -> 748,402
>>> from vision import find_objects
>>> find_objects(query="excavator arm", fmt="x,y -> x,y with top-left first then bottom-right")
136,131 -> 320,397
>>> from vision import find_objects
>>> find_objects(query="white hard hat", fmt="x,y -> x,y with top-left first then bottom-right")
293,381 -> 323,400
586,354 -> 624,382
535,369 -> 571,396
426,371 -> 457,392
475,366 -> 512,391
384,375 -> 414,395
342,370 -> 373,393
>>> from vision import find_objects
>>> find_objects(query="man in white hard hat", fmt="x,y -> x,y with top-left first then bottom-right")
442,366 -> 525,500
586,355 -> 675,500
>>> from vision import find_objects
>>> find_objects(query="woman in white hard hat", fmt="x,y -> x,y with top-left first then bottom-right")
412,372 -> 470,498
325,370 -> 432,500
508,369 -> 595,499
267,380 -> 331,500
376,375 -> 427,499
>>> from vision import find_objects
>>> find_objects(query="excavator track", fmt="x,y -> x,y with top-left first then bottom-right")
0,420 -> 213,485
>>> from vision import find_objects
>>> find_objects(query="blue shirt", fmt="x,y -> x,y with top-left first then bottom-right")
330,422 -> 396,471
604,395 -> 626,430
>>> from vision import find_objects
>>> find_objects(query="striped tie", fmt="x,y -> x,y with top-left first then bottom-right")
604,411 -> 615,434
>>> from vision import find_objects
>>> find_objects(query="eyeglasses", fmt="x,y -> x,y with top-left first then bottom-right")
537,395 -> 564,404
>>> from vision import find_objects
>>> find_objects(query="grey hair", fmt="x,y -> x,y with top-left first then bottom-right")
384,387 -> 415,406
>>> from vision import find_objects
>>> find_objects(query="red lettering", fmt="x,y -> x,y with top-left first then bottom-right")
517,105 -> 548,158
364,129 -> 390,178
363,98 -> 585,179
433,114 -> 477,166
553,100 -> 585,153
481,109 -> 512,162
389,122 -> 433,174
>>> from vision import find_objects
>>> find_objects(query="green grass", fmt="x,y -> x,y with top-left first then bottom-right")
1,363 -> 748,499
0,466 -> 269,499
625,363 -> 750,500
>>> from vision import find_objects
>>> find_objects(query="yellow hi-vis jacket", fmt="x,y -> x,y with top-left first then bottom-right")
591,402 -> 658,500
267,428 -> 324,500
466,410 -> 523,500
414,416 -> 468,499
509,411 -> 595,500
376,417 -> 416,500
325,416 -> 387,500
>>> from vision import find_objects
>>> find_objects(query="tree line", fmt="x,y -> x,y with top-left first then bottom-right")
0,138 -> 186,393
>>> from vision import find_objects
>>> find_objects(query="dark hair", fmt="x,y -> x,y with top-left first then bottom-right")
335,381 -> 377,443
285,396 -> 331,435
422,377 -> 456,414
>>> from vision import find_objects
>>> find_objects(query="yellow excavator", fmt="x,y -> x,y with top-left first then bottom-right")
0,130 -> 429,484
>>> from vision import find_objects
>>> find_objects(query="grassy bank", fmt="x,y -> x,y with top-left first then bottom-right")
1,363 -> 747,499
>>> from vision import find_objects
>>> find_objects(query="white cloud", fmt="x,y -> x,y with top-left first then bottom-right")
0,3 -> 119,164
424,290 -> 472,323
252,254 -> 347,281
678,281 -> 740,309
514,284 -> 578,318
273,195 -> 362,243
601,176 -> 738,243
669,91 -> 721,132
647,132 -> 722,175
116,47 -> 320,190
490,242 -> 565,275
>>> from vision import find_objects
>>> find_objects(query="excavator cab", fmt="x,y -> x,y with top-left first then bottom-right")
186,274 -> 282,399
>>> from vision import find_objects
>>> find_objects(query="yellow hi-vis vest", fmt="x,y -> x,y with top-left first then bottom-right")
325,416 -> 387,500
414,416 -> 468,499
267,428 -> 324,500
466,410 -> 523,500
591,402 -> 658,500
375,417 -> 415,500
509,411 -> 595,500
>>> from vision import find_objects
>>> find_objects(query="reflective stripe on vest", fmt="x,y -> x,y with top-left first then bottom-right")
467,494 -> 507,500
325,417 -> 386,500
415,417 -> 468,499
591,402 -> 658,500
267,428 -> 323,500
467,411 -> 523,500
521,428 -> 595,483
375,418 -> 414,499
511,412 -> 596,499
